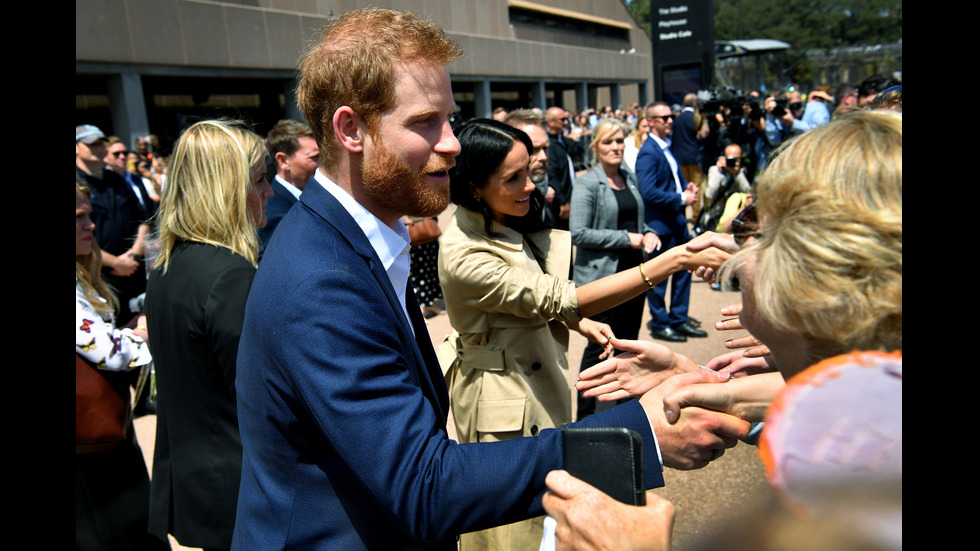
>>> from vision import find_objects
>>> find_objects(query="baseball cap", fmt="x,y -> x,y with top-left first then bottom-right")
76,124 -> 107,144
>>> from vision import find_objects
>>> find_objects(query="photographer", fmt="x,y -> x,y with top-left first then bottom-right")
766,92 -> 809,139
801,89 -> 834,129
695,144 -> 752,236
706,144 -> 751,204
744,92 -> 807,179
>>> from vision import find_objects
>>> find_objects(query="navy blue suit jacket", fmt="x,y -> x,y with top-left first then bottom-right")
635,137 -> 690,241
256,178 -> 299,248
670,110 -> 700,166
233,180 -> 663,550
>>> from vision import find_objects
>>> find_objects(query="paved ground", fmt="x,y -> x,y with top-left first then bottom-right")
135,206 -> 774,550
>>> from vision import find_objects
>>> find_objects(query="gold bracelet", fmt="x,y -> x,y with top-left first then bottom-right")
638,262 -> 654,288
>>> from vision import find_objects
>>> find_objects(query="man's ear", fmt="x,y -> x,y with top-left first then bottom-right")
333,106 -> 364,153
275,151 -> 289,172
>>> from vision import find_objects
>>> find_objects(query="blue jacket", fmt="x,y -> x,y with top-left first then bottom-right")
233,179 -> 663,550
634,137 -> 689,240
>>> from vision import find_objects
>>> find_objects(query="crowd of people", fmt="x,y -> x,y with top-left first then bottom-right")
76,7 -> 901,550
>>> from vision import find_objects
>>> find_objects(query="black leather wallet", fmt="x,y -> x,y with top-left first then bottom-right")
561,427 -> 645,506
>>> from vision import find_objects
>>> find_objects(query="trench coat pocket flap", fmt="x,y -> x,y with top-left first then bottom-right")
456,346 -> 506,372
476,398 -> 526,433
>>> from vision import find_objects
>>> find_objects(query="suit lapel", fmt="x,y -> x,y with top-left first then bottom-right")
272,180 -> 299,207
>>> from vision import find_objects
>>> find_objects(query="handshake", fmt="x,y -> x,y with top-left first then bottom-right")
544,232 -> 787,550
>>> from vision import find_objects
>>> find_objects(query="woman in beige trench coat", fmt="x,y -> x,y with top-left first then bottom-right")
437,119 -> 729,551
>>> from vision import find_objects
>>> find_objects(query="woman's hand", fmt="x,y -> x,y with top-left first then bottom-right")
629,232 -> 662,253
678,231 -> 736,279
108,250 -> 141,277
687,231 -> 740,255
126,314 -> 149,343
543,470 -> 675,551
569,318 -> 616,360
576,337 -> 699,400
628,232 -> 644,250
672,243 -> 731,274
662,372 -> 786,425
715,304 -> 772,358
702,350 -> 777,378
641,232 -> 662,254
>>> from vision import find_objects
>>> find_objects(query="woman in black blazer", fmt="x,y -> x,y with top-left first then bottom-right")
145,120 -> 272,550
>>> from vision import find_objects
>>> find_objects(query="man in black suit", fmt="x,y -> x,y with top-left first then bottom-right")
257,119 -> 320,249
104,136 -> 157,220
76,125 -> 150,324
544,106 -> 578,230
672,93 -> 708,190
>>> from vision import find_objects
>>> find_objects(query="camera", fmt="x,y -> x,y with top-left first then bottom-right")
771,96 -> 789,118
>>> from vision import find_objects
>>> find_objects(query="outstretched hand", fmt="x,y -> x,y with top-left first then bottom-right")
686,232 -> 740,283
687,231 -> 740,255
662,371 -> 786,425
543,470 -> 675,551
703,350 -> 777,378
714,304 -> 772,358
678,244 -> 731,274
576,338 -> 699,401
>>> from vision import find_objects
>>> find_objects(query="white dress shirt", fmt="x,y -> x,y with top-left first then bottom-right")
313,170 -> 414,329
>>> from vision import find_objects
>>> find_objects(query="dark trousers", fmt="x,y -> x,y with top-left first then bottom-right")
644,230 -> 692,330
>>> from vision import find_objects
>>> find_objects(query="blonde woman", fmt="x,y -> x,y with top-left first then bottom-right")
144,119 -> 272,550
76,181 -> 167,551
569,118 -> 660,419
554,110 -> 902,550
623,115 -> 650,174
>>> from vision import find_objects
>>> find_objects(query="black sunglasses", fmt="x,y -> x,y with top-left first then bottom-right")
649,115 -> 673,122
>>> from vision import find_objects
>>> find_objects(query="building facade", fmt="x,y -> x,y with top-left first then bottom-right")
76,0 -> 655,152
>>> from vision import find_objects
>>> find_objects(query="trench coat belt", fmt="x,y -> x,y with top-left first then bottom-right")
455,341 -> 506,373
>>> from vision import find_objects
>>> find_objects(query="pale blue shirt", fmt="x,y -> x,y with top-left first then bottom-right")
274,174 -> 303,201
647,132 -> 684,197
313,170 -> 414,330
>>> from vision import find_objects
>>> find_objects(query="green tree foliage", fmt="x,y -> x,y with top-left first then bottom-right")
629,0 -> 652,34
713,0 -> 902,50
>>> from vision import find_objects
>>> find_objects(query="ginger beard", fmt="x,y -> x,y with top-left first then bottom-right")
361,133 -> 455,218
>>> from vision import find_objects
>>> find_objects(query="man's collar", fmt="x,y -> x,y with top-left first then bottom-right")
648,133 -> 669,149
312,170 -> 411,264
274,174 -> 303,200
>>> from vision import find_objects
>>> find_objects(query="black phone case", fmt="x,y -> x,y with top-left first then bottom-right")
561,427 -> 645,506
